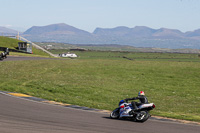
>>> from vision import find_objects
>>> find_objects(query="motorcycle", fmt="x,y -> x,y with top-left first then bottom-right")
0,48 -> 9,61
110,100 -> 155,122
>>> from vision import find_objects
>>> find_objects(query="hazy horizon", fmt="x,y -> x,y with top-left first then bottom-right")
0,0 -> 200,33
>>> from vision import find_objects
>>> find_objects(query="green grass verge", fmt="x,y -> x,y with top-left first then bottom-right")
31,46 -> 51,57
0,36 -> 21,49
0,59 -> 200,122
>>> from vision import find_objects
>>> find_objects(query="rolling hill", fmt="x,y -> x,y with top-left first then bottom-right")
0,26 -> 18,35
22,23 -> 96,43
1,23 -> 200,49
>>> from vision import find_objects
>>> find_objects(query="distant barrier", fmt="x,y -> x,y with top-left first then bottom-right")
0,47 -> 32,54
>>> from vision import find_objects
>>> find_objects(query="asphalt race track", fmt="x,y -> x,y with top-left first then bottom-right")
0,56 -> 200,133
0,92 -> 200,133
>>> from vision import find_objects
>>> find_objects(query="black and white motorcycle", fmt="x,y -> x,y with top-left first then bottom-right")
110,100 -> 155,122
0,48 -> 9,61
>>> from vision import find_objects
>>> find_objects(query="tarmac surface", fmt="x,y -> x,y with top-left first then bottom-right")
0,92 -> 200,133
1,56 -> 200,133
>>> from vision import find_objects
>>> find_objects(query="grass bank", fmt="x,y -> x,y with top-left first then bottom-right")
0,36 -> 51,57
0,59 -> 199,122
0,36 -> 19,49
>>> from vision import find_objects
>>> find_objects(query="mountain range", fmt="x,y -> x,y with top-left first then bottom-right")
1,23 -> 200,49
0,26 -> 19,35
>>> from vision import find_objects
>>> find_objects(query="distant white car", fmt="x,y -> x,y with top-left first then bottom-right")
59,53 -> 77,58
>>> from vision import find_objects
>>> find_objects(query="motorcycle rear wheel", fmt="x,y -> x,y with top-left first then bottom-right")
135,111 -> 150,122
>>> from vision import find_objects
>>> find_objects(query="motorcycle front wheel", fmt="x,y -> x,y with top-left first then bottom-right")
110,108 -> 120,119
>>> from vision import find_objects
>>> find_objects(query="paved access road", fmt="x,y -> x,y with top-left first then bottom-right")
0,93 -> 200,133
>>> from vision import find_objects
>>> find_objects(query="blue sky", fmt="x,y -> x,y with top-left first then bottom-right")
0,0 -> 200,32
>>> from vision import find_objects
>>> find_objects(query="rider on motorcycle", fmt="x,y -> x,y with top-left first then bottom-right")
124,91 -> 148,113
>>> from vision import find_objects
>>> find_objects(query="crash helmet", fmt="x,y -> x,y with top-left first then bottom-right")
119,100 -> 125,106
138,91 -> 145,96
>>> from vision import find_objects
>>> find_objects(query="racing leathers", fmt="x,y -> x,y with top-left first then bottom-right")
124,95 -> 149,111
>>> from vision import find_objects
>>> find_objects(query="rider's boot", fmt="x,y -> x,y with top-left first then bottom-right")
129,108 -> 138,115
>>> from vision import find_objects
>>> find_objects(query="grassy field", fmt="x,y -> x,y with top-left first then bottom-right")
50,49 -> 200,62
1,37 -> 200,122
37,42 -> 200,53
